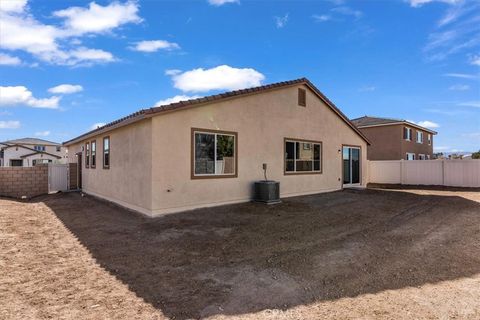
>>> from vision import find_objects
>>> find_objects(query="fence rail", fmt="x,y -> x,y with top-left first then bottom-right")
368,160 -> 480,188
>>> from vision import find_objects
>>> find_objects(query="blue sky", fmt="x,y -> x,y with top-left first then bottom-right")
0,0 -> 479,152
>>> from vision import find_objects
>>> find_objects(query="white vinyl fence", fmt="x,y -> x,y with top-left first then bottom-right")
48,163 -> 69,193
368,160 -> 480,188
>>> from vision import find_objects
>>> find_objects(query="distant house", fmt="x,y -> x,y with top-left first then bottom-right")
351,116 -> 437,160
64,78 -> 370,216
0,138 -> 67,167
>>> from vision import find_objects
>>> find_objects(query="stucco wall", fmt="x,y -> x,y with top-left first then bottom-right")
359,126 -> 402,160
359,124 -> 434,160
400,125 -> 434,159
67,120 -> 153,215
150,84 -> 368,215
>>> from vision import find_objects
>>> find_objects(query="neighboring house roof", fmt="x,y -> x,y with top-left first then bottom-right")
0,137 -> 61,146
351,116 -> 438,134
64,78 -> 370,145
20,151 -> 61,159
0,143 -> 61,158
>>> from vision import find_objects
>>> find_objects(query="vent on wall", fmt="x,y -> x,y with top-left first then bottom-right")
298,88 -> 306,107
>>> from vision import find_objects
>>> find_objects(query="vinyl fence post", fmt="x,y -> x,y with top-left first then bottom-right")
400,159 -> 404,185
442,159 -> 446,186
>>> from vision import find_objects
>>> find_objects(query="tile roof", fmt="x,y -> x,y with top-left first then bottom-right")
1,137 -> 61,146
350,116 -> 437,134
64,78 -> 370,145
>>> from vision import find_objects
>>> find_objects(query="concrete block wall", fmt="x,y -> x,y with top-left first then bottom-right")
0,165 -> 48,198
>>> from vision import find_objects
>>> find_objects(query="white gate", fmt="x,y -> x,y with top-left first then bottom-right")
48,164 -> 69,193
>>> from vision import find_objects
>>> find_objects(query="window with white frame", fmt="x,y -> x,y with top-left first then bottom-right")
418,154 -> 426,160
426,155 -> 430,160
404,127 -> 412,141
406,153 -> 415,160
427,134 -> 431,145
34,145 -> 46,151
193,129 -> 236,178
285,139 -> 322,173
91,140 -> 96,168
85,142 -> 90,168
103,136 -> 110,169
416,131 -> 423,143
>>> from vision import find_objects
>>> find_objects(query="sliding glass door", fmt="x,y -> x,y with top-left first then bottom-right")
343,146 -> 360,186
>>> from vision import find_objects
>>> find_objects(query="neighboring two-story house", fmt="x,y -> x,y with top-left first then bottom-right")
0,138 -> 68,167
351,116 -> 437,160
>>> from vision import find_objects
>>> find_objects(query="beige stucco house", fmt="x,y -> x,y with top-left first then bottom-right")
64,78 -> 370,217
0,138 -> 67,167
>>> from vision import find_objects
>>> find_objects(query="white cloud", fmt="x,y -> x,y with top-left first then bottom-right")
0,120 -> 20,129
169,65 -> 265,92
154,95 -> 202,107
0,53 -> 21,66
421,2 -> 480,61
48,84 -> 83,94
0,1 -> 140,66
130,40 -> 180,52
35,130 -> 50,137
0,0 -> 27,13
458,101 -> 480,108
207,0 -> 239,6
53,1 -> 142,36
275,14 -> 289,28
448,84 -> 470,90
462,132 -> 480,138
165,69 -> 182,76
469,54 -> 480,66
443,73 -> 478,79
416,120 -> 440,128
90,122 -> 106,130
66,47 -> 115,65
407,0 -> 460,8
358,85 -> 376,92
0,13 -> 59,55
434,146 -> 450,151
0,86 -> 60,109
331,6 -> 362,19
312,14 -> 332,22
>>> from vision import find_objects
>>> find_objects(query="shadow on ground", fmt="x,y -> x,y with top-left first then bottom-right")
38,188 -> 480,319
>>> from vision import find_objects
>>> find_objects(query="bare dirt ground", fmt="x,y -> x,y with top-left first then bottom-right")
1,187 -> 480,320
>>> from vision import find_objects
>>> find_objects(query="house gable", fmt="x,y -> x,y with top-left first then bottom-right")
63,78 -> 370,146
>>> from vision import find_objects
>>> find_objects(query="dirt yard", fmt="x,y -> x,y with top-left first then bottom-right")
1,188 -> 480,320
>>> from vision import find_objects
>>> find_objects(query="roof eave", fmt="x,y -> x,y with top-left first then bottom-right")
356,122 -> 437,135
63,78 -> 371,146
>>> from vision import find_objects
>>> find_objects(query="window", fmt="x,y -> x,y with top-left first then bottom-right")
10,159 -> 23,167
418,154 -> 426,160
56,146 -> 61,152
33,159 -> 51,165
298,88 -> 306,107
404,127 -> 412,141
34,145 -> 46,151
416,131 -> 423,143
103,136 -> 110,169
427,134 -> 432,145
406,153 -> 415,160
426,155 -> 430,160
85,142 -> 90,168
91,140 -> 96,168
192,129 -> 237,178
285,139 -> 322,174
